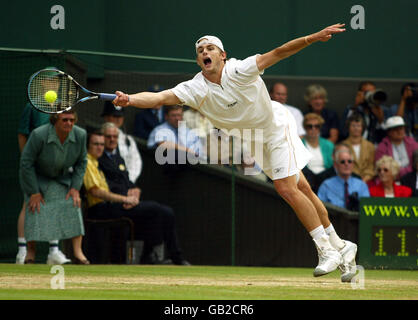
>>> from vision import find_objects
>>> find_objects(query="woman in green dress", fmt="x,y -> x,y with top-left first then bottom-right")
20,110 -> 89,264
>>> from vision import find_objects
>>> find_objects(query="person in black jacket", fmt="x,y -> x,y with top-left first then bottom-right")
400,149 -> 418,197
94,122 -> 189,265
133,84 -> 165,140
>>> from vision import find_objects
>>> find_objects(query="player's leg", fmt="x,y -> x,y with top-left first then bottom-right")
273,175 -> 321,231
297,171 -> 358,282
16,202 -> 27,264
297,172 -> 341,245
273,175 -> 342,277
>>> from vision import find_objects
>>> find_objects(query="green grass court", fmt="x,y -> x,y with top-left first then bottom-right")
0,264 -> 416,300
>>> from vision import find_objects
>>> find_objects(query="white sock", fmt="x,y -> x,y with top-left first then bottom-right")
310,225 -> 334,251
325,224 -> 345,250
17,237 -> 27,254
49,240 -> 59,254
309,225 -> 326,241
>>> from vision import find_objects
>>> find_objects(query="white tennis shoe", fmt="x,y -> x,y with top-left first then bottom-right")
16,252 -> 26,265
338,240 -> 358,282
313,237 -> 343,277
47,250 -> 71,265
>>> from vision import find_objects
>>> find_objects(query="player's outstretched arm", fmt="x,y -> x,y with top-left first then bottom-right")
256,23 -> 346,71
112,89 -> 181,109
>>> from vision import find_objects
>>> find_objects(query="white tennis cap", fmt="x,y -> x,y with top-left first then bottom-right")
384,116 -> 406,130
195,35 -> 224,53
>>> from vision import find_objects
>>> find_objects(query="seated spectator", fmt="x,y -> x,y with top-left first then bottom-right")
400,149 -> 418,197
316,143 -> 362,191
301,113 -> 334,192
269,82 -> 305,137
304,84 -> 339,143
183,106 -> 214,159
90,123 -> 189,265
101,101 -> 143,184
389,82 -> 417,140
340,81 -> 392,144
341,112 -> 375,182
147,105 -> 204,160
318,148 -> 370,211
375,116 -> 418,178
369,156 -> 412,197
134,84 -> 165,140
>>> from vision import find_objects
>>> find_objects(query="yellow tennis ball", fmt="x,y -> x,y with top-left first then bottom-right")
44,90 -> 57,103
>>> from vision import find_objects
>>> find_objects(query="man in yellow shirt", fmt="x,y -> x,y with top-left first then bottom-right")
83,130 -> 188,265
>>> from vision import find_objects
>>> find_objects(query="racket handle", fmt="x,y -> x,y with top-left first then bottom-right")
98,93 -> 117,101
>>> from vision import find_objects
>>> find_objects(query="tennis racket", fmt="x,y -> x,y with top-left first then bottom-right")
27,68 -> 117,114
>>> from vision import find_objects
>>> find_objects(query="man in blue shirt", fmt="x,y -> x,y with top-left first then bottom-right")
318,148 -> 370,210
147,105 -> 204,164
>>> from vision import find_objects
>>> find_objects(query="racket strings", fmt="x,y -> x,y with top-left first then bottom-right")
28,70 -> 78,113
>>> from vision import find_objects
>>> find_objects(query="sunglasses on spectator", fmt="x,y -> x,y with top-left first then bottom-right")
377,167 -> 389,173
339,159 -> 353,164
61,118 -> 75,123
105,134 -> 118,139
306,124 -> 321,130
91,142 -> 105,146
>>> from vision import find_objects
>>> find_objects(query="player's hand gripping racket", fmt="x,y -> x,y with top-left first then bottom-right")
27,68 -> 116,114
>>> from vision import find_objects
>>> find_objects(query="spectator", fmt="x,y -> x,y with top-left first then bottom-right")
134,84 -> 165,140
20,111 -> 89,264
16,67 -> 62,264
15,101 -> 50,264
340,81 -> 392,144
316,143 -> 362,191
400,149 -> 418,197
375,116 -> 418,178
341,112 -> 375,182
390,83 -> 417,140
304,84 -> 339,143
101,101 -> 143,184
301,113 -> 334,192
183,106 -> 213,160
269,82 -> 306,137
318,148 -> 370,211
147,105 -> 203,159
369,156 -> 412,197
92,123 -> 189,265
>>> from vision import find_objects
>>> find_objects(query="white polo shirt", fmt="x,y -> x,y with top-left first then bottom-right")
172,55 -> 273,133
171,55 -> 311,179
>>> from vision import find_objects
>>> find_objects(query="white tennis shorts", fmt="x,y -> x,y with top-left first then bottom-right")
247,101 -> 312,181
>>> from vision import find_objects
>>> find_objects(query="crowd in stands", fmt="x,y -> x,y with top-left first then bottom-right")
16,78 -> 417,265
133,80 -> 417,210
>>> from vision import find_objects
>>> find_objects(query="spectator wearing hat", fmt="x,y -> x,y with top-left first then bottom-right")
102,101 -> 143,184
375,116 -> 418,178
134,84 -> 165,140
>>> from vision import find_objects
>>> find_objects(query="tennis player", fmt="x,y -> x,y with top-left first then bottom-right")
113,23 -> 357,281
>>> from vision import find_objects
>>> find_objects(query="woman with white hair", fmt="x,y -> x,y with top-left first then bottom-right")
304,84 -> 340,144
368,155 -> 412,197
